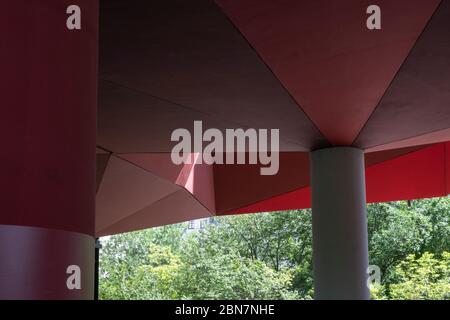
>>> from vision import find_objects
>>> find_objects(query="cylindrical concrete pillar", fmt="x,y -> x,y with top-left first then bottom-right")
0,1 -> 98,299
310,147 -> 369,300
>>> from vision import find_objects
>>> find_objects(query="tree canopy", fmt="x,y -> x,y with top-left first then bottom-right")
100,197 -> 450,300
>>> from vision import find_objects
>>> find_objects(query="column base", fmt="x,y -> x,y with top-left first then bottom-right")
0,225 -> 94,299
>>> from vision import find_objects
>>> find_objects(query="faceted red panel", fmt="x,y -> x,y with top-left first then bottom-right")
217,0 -> 440,145
365,128 -> 450,152
229,143 -> 449,215
366,143 -> 448,202
213,152 -> 310,213
99,0 -> 327,152
355,1 -> 450,149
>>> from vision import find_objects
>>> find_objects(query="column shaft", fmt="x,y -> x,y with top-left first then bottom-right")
310,147 -> 370,300
0,1 -> 98,299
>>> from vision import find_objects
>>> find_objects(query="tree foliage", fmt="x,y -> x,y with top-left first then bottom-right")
378,252 -> 450,300
100,197 -> 450,300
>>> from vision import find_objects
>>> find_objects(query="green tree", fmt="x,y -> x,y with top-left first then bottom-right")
99,197 -> 450,300
176,244 -> 297,299
127,243 -> 181,299
368,198 -> 450,284
189,211 -> 313,296
389,252 -> 450,300
99,224 -> 185,299
418,198 -> 450,255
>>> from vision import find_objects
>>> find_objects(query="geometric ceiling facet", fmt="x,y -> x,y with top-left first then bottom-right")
99,0 -> 327,153
226,142 -> 450,215
217,0 -> 441,145
213,152 -> 310,214
117,153 -> 187,185
96,152 -> 111,192
354,1 -> 450,149
96,188 -> 212,237
118,153 -> 216,212
365,142 -> 449,202
364,128 -> 450,152
95,155 -> 180,232
95,1 -> 450,237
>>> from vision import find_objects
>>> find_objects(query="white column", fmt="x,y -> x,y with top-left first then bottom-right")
310,147 -> 370,300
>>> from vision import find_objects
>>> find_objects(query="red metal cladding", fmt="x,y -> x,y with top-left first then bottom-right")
98,0 -> 327,153
229,186 -> 311,215
230,143 -> 450,214
213,152 -> 310,214
365,128 -> 450,152
366,143 -> 448,202
354,1 -> 450,149
96,143 -> 449,234
216,0 -> 441,145
95,1 -> 448,235
0,0 -> 98,235
446,142 -> 450,194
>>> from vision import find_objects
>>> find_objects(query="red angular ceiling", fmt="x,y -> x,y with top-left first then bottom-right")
216,0 -> 441,145
95,0 -> 450,236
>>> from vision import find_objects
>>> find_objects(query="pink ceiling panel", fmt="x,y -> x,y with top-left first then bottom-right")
119,153 -> 216,212
97,189 -> 212,236
183,155 -> 216,213
96,153 -> 111,192
95,156 -> 179,232
118,153 -> 185,184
